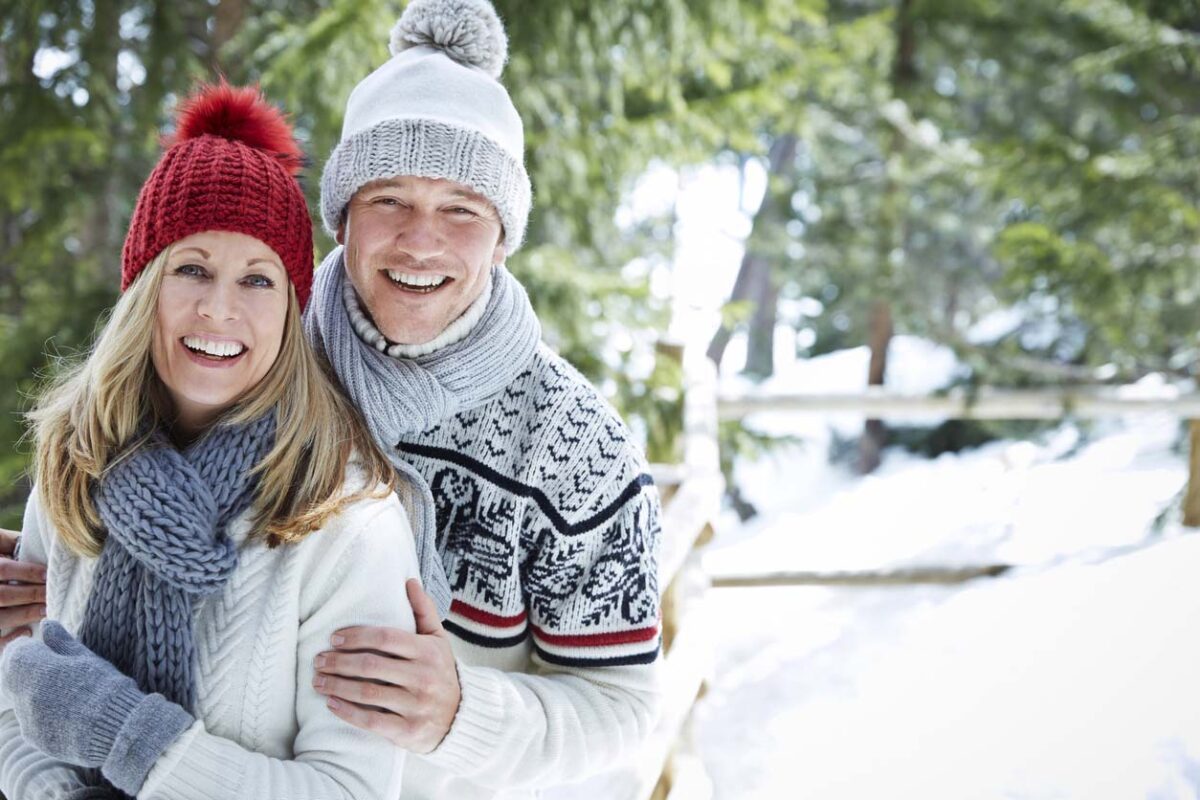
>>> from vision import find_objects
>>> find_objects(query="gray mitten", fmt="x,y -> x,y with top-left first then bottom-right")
0,621 -> 193,795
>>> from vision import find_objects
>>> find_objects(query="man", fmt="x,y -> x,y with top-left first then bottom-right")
301,0 -> 662,796
1,0 -> 662,795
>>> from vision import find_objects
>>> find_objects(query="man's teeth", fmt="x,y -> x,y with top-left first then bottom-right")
183,336 -> 245,358
386,270 -> 449,289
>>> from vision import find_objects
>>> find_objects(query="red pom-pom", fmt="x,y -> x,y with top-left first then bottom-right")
167,81 -> 303,176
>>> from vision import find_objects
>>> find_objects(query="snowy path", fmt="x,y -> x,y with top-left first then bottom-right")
695,535 -> 1200,799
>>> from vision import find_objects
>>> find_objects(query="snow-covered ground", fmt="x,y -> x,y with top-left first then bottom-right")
691,340 -> 1199,799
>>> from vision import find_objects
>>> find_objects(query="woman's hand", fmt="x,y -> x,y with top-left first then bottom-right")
1,621 -> 193,795
0,527 -> 47,649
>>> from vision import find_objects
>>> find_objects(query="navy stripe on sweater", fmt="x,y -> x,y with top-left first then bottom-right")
397,441 -> 654,536
444,620 -> 530,649
534,644 -> 660,668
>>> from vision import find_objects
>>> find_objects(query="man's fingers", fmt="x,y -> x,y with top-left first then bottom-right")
330,625 -> 419,658
0,582 -> 47,607
0,559 -> 47,584
313,673 -> 418,716
0,623 -> 32,652
0,529 -> 18,558
315,650 -> 418,685
324,696 -> 416,745
0,605 -> 47,630
406,578 -> 446,637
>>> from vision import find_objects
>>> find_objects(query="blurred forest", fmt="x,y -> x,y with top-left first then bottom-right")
1,0 -> 1198,526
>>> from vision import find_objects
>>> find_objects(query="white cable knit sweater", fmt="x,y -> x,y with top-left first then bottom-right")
0,471 -> 419,800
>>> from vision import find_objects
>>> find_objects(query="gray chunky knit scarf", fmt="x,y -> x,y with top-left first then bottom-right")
304,247 -> 542,618
79,414 -> 275,713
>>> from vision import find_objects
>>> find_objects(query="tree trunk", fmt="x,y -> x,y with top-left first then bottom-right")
857,300 -> 893,473
211,0 -> 247,74
743,257 -> 779,379
857,0 -> 916,475
706,134 -> 797,372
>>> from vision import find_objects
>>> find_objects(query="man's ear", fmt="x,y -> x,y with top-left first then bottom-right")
492,237 -> 507,267
335,208 -> 348,246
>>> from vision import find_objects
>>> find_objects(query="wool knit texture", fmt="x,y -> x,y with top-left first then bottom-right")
1,622 -> 193,797
122,84 -> 314,307
320,0 -> 531,249
305,249 -> 663,796
0,468 -> 417,800
81,414 -> 275,715
304,247 -> 542,618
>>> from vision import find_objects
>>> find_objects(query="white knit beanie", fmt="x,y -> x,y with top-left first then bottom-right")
320,0 -> 532,251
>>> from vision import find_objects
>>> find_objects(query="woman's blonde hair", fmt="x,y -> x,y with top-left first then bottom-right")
28,248 -> 396,556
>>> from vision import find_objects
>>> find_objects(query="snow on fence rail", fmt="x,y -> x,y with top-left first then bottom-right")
716,384 -> 1200,580
717,386 -> 1200,421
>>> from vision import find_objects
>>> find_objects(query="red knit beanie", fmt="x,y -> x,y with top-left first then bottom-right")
121,82 -> 315,308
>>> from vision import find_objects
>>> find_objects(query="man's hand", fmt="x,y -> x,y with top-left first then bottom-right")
1,527 -> 47,649
314,578 -> 461,754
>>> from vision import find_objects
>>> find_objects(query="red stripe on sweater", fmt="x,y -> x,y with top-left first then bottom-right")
532,624 -> 660,648
450,599 -> 528,628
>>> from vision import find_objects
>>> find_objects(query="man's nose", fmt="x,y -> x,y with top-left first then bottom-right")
396,212 -> 446,260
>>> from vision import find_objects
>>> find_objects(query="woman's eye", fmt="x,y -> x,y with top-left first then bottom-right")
175,263 -> 206,277
243,274 -> 275,289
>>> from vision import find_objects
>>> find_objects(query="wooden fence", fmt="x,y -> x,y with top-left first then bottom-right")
634,344 -> 723,800
634,380 -> 1200,797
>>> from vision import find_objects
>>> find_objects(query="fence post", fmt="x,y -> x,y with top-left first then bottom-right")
1184,420 -> 1200,527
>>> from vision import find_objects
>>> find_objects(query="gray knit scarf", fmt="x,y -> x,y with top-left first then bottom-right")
304,247 -> 542,618
79,413 -> 275,714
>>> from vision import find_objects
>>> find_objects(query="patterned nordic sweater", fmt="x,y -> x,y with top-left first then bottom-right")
0,472 -> 419,800
402,343 -> 663,798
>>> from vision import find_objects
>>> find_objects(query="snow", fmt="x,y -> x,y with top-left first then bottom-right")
695,534 -> 1200,799
691,338 -> 1197,799
612,162 -> 1199,799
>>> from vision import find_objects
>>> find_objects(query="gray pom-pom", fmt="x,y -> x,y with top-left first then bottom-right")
389,0 -> 509,79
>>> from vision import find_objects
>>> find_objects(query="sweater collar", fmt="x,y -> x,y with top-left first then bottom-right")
344,272 -> 495,359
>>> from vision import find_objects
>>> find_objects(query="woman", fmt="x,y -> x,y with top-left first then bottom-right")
0,83 -> 416,799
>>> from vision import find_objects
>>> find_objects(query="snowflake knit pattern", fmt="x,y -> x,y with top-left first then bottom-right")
402,345 -> 662,667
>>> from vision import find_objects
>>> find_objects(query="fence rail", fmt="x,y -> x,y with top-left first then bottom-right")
718,387 -> 1200,420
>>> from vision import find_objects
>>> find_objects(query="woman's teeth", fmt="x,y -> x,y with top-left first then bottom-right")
386,270 -> 449,292
183,336 -> 245,358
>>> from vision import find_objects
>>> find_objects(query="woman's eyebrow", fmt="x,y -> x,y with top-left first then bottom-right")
176,246 -> 211,258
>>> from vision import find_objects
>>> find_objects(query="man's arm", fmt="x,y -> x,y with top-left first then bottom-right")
0,527 -> 48,650
316,483 -> 663,788
318,586 -> 660,789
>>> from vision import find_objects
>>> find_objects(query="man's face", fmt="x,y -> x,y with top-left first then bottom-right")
339,176 -> 506,346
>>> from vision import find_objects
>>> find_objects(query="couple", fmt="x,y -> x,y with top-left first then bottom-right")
0,1 -> 662,798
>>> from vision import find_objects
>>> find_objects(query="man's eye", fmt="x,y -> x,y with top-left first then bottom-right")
449,207 -> 476,216
373,197 -> 401,206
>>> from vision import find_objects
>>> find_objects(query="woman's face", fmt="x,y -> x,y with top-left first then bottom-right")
152,230 -> 289,436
